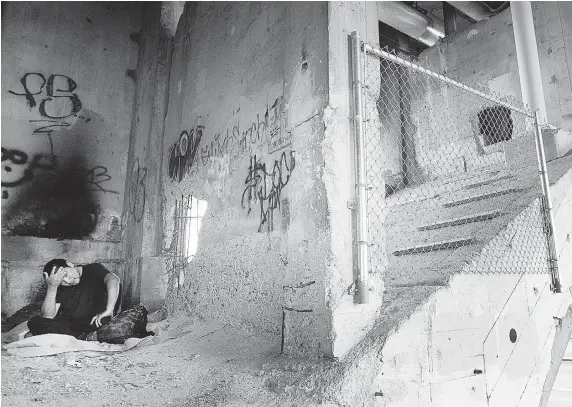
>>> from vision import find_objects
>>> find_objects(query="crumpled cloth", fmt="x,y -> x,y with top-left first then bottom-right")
2,319 -> 190,357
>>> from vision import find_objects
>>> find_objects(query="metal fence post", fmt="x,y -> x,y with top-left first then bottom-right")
533,110 -> 561,293
351,31 -> 369,304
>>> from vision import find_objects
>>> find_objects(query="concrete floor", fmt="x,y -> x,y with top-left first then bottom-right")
2,318 -> 288,407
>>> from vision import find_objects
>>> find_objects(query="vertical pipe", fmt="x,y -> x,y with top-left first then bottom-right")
351,31 -> 369,304
533,110 -> 561,293
511,1 -> 548,124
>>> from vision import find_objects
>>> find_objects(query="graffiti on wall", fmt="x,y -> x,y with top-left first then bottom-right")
128,158 -> 147,223
1,146 -> 117,198
8,73 -> 82,119
241,150 -> 295,232
2,72 -> 117,238
3,72 -> 91,200
1,147 -> 56,191
168,125 -> 203,182
199,97 -> 289,168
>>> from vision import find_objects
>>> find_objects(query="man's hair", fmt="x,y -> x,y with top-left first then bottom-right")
43,259 -> 69,276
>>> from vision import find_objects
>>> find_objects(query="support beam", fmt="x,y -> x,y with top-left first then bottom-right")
443,2 -> 458,36
511,1 -> 548,124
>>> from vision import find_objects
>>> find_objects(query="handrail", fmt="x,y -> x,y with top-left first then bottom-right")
363,43 -> 533,118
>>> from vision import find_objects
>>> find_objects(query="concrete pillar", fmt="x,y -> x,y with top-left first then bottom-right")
122,2 -> 174,311
511,1 -> 548,124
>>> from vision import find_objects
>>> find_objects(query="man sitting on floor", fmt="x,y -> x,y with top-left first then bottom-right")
28,259 -> 152,343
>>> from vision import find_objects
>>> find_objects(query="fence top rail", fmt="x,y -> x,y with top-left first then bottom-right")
362,42 -> 533,118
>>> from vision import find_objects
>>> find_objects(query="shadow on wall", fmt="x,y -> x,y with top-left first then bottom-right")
2,155 -> 101,239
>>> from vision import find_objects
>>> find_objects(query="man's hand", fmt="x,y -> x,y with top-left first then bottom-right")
91,309 -> 113,328
44,267 -> 65,289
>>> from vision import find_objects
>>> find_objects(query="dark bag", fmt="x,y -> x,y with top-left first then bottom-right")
96,305 -> 154,344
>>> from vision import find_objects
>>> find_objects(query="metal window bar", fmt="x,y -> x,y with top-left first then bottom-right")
350,31 -> 561,299
172,195 -> 204,288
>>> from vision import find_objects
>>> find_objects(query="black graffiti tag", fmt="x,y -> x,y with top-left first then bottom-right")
199,97 -> 284,166
1,147 -> 57,189
241,151 -> 295,232
68,166 -> 118,194
8,73 -> 82,119
168,125 -> 203,182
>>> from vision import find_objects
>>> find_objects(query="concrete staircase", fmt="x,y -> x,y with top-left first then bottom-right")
261,154 -> 572,407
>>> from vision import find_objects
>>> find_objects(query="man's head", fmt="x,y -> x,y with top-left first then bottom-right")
43,258 -> 82,286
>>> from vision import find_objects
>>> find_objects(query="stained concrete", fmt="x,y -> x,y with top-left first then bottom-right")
1,2 -> 141,317
161,2 -> 333,357
1,2 -> 141,239
120,2 -> 174,312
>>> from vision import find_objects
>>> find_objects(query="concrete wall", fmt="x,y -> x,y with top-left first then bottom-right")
161,2 -> 332,356
1,2 -> 141,240
325,2 -> 386,358
419,3 -> 572,131
375,3 -> 572,184
1,2 -> 141,318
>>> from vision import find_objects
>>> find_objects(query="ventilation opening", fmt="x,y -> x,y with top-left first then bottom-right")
478,105 -> 514,146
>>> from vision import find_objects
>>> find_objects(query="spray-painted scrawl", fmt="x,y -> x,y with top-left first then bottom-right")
241,150 -> 295,232
168,125 -> 203,182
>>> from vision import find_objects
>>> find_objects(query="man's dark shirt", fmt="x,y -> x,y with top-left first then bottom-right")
55,263 -> 110,321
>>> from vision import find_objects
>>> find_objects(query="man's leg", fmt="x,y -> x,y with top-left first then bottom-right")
27,316 -> 75,336
28,316 -> 97,338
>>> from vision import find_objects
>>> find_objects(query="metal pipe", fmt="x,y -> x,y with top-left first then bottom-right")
363,43 -> 532,117
351,31 -> 369,304
377,2 -> 444,47
511,1 -> 548,124
448,1 -> 495,21
533,110 -> 561,293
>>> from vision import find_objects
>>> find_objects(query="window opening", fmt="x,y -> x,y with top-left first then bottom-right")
173,195 -> 208,287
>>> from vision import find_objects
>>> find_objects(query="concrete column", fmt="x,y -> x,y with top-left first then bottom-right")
511,1 -> 548,124
122,2 -> 174,311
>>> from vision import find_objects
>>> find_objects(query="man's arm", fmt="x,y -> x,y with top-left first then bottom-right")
91,272 -> 120,327
103,272 -> 121,315
41,268 -> 64,318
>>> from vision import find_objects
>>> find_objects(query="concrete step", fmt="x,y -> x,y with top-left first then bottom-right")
418,210 -> 504,231
464,174 -> 515,190
392,237 -> 476,256
385,244 -> 481,287
442,188 -> 525,208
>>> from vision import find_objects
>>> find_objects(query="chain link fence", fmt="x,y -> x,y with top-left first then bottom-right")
357,42 -> 556,288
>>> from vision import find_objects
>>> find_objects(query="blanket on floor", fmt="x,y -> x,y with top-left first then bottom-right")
2,320 -> 190,357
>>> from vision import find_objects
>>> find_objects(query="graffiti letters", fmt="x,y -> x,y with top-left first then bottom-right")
9,73 -> 82,119
128,158 -> 147,222
241,151 -> 295,232
1,147 -> 117,199
68,166 -> 118,195
168,125 -> 203,182
199,97 -> 286,167
4,73 -> 85,201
